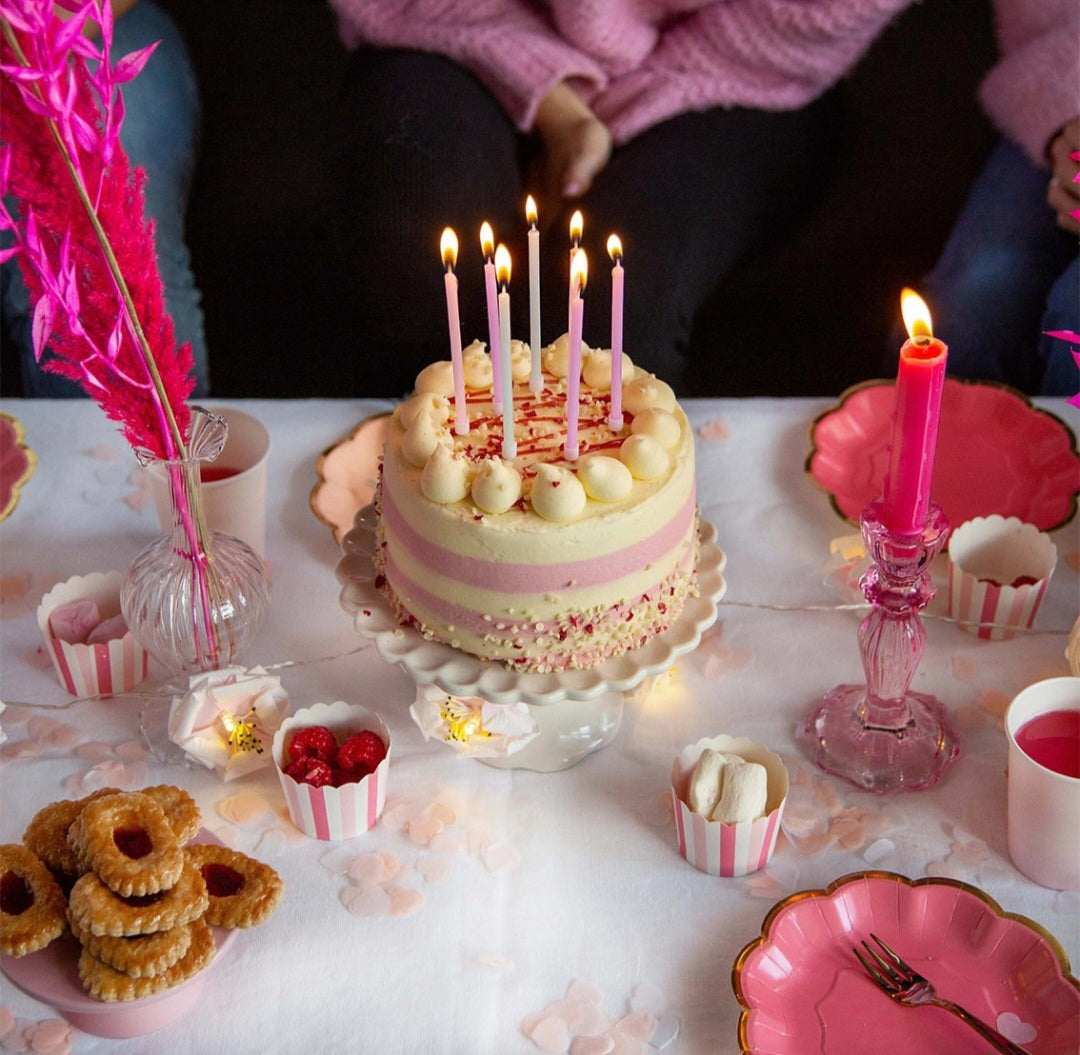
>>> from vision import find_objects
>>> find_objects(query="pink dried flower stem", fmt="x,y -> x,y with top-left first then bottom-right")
1,0 -> 225,666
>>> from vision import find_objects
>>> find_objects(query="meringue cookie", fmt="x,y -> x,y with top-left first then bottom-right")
577,455 -> 632,502
542,333 -> 589,380
471,458 -> 522,514
529,464 -> 586,522
620,433 -> 669,480
420,443 -> 472,504
509,339 -> 532,381
711,760 -> 769,824
630,407 -> 681,450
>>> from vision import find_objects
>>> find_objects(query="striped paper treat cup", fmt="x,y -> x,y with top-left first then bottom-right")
37,571 -> 148,697
671,735 -> 788,878
947,516 -> 1057,641
273,700 -> 389,840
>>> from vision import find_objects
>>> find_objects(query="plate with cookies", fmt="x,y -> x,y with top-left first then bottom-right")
1,786 -> 283,1038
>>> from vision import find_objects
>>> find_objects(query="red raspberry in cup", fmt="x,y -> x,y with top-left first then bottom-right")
287,725 -> 338,764
285,756 -> 334,787
338,730 -> 386,774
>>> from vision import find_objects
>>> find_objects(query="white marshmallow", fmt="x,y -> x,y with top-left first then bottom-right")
710,760 -> 768,824
687,748 -> 741,817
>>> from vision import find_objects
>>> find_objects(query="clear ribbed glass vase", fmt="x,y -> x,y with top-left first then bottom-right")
121,407 -> 270,675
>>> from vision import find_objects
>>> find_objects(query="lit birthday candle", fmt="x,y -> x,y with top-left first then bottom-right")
526,195 -> 542,393
881,288 -> 948,535
568,209 -> 583,332
607,234 -> 624,431
495,244 -> 515,459
565,247 -> 588,461
440,227 -> 468,435
481,222 -> 502,408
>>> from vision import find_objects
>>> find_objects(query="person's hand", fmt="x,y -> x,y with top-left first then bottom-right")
1047,117 -> 1080,236
532,82 -> 612,209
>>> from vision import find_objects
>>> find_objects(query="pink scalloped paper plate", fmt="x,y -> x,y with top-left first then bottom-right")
807,379 -> 1079,531
310,412 -> 391,543
733,871 -> 1079,1055
0,410 -> 37,521
0,831 -> 238,1038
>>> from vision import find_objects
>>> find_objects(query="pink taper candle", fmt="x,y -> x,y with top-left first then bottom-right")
881,289 -> 948,535
567,209 -> 583,334
565,248 -> 588,461
526,196 -> 542,394
440,228 -> 469,435
481,222 -> 503,409
495,244 -> 516,459
607,234 -> 624,431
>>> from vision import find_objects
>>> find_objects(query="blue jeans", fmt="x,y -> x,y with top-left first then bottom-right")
1,2 -> 208,397
919,138 -> 1078,396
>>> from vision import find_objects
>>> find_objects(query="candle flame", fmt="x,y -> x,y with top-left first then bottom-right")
440,227 -> 458,269
525,195 -> 537,225
495,243 -> 511,286
571,247 -> 588,292
570,209 -> 583,244
480,221 -> 494,259
901,287 -> 933,339
607,234 -> 622,262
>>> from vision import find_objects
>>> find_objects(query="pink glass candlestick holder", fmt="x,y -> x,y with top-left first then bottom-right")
799,498 -> 959,793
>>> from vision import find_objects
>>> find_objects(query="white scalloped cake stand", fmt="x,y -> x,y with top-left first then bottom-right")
336,506 -> 726,770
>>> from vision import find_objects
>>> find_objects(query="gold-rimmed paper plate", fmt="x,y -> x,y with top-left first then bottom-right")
0,411 -> 37,520
733,870 -> 1079,1054
309,413 -> 391,544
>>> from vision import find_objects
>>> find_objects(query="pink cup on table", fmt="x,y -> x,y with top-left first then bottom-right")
1004,677 -> 1080,890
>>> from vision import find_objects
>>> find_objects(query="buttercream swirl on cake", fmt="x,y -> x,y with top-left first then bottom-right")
374,336 -> 699,672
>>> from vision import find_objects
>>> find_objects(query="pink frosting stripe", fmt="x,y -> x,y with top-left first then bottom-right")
382,484 -> 695,592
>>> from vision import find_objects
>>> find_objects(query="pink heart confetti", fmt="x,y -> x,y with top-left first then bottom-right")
613,1009 -> 656,1042
650,1016 -> 680,1049
996,1011 -> 1038,1043
347,852 -> 401,885
575,1002 -> 615,1037
629,982 -> 666,1015
570,1035 -> 614,1055
429,828 -> 468,854
480,840 -> 520,873
216,792 -> 273,827
340,883 -> 391,917
386,885 -> 424,916
566,979 -> 605,1006
74,741 -> 115,762
527,1015 -> 570,1053
407,815 -> 445,845
415,854 -> 453,882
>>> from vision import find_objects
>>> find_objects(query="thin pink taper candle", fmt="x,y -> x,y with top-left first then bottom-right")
567,209 -> 583,336
440,228 -> 469,435
526,196 -> 542,393
495,244 -> 516,459
565,248 -> 588,461
881,288 -> 948,535
481,222 -> 502,409
607,234 -> 624,431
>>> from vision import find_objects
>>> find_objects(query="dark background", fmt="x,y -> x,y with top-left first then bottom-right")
1,0 -> 998,399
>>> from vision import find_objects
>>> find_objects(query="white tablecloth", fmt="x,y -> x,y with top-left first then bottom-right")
1,397 -> 1077,1055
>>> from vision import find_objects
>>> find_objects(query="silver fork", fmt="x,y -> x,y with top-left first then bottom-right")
853,932 -> 1034,1055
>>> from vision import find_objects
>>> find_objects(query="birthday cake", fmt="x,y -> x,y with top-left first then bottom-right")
373,335 -> 699,673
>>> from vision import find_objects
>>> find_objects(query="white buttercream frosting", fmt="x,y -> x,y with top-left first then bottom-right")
630,406 -> 681,449
530,463 -> 587,522
582,348 -> 634,391
420,442 -> 472,503
577,455 -> 633,502
414,360 -> 455,396
620,433 -> 669,479
471,458 -> 522,514
398,391 -> 451,431
462,340 -> 493,390
402,411 -> 447,468
623,375 -> 676,415
542,333 -> 590,380
510,339 -> 532,381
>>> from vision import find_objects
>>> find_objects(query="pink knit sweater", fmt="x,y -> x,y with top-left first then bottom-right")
328,0 -> 913,144
979,0 -> 1079,165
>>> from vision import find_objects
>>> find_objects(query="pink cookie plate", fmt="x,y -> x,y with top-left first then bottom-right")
310,412 -> 391,543
0,411 -> 37,521
733,871 -> 1079,1055
0,831 -> 238,1038
807,379 -> 1079,532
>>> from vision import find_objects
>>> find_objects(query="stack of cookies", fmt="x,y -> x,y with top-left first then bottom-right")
3,786 -> 283,1003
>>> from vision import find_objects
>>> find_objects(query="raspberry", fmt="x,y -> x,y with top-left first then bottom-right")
337,730 -> 386,773
287,725 -> 338,764
285,756 -> 333,787
332,765 -> 369,787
